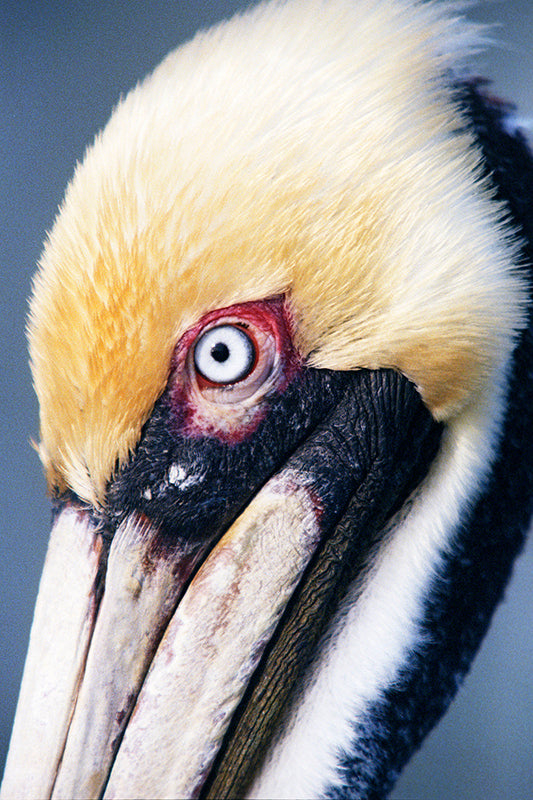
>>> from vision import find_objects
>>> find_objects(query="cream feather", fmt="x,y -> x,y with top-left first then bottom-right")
28,0 -> 526,504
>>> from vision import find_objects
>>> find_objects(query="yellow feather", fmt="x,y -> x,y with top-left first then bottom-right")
28,0 -> 526,504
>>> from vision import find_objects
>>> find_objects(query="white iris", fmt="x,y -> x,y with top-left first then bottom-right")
193,325 -> 255,384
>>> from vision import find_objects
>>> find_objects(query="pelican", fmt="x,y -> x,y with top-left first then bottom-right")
2,1 -> 532,798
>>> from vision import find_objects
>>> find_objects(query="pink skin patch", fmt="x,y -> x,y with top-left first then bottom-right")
169,296 -> 302,443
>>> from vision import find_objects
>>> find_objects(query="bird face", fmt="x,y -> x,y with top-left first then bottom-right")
3,1 -> 531,798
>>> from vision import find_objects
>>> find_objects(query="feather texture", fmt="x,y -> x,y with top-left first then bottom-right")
29,0 -> 525,506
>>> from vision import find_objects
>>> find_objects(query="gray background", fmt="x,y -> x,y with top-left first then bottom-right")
1,2 -> 532,798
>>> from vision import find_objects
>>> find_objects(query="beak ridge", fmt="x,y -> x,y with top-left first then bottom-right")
1,508 -> 103,799
104,473 -> 320,799
50,513 -> 200,800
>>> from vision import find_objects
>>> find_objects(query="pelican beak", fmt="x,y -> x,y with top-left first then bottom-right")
1,370 -> 442,800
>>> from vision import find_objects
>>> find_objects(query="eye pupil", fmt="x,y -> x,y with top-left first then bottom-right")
211,342 -> 230,363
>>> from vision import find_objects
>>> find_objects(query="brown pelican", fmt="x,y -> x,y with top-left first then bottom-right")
2,1 -> 532,798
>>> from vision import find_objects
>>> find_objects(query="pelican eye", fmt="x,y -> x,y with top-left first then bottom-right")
193,324 -> 256,384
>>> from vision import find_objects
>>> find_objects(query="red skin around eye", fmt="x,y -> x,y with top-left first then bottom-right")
168,296 -> 302,443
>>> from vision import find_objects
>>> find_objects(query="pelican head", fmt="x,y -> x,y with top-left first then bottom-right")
2,1 -> 533,798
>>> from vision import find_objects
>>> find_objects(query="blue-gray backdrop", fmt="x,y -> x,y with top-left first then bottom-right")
1,2 -> 532,798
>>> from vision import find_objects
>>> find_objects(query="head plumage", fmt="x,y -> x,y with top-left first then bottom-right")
28,0 -> 525,504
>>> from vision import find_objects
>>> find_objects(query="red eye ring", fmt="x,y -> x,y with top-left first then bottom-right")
170,297 -> 302,441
